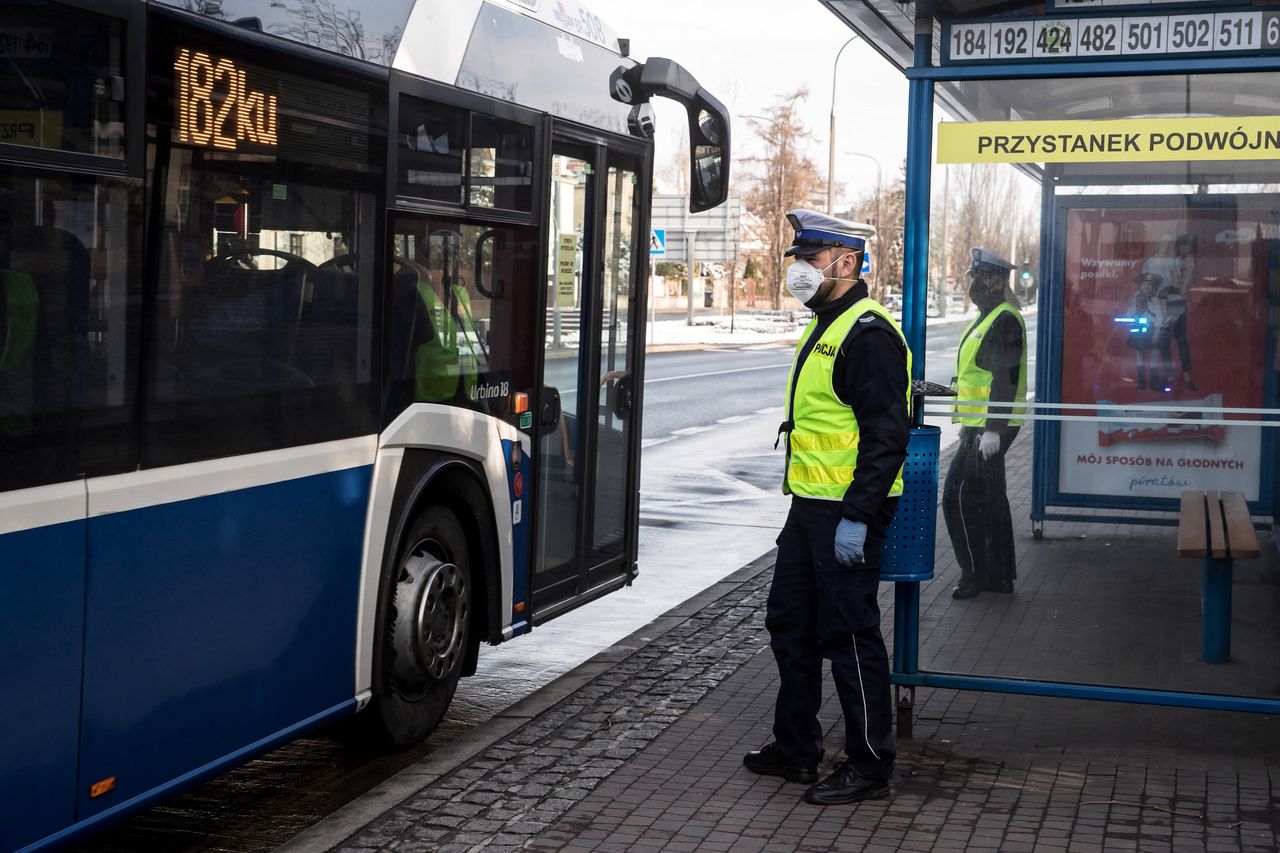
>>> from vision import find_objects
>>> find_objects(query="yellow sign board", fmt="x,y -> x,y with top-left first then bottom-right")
0,111 -> 62,149
937,116 -> 1280,164
556,234 -> 577,308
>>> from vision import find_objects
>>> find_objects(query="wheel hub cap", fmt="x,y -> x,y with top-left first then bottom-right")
391,545 -> 468,690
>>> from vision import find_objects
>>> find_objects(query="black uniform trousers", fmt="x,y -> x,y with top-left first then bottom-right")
765,497 -> 895,780
942,427 -> 1018,590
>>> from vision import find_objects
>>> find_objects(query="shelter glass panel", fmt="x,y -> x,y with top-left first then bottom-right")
921,70 -> 1280,700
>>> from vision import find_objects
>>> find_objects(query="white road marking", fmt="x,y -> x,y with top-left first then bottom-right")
671,426 -> 713,436
716,415 -> 754,424
645,363 -> 792,385
641,438 -> 673,448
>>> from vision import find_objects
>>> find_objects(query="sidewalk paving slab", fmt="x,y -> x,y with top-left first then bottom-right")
279,431 -> 1280,853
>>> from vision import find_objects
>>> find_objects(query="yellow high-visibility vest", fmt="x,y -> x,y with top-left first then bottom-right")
953,302 -> 1027,427
415,281 -> 480,402
783,298 -> 911,500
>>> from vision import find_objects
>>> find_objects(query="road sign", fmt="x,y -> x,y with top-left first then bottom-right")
649,228 -> 666,256
862,253 -> 872,275
943,11 -> 1280,66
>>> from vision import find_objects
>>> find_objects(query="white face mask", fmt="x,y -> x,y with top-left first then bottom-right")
785,257 -> 838,305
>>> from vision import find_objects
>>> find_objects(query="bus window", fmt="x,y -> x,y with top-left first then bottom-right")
143,36 -> 381,467
397,96 -> 466,205
0,167 -> 141,492
386,215 -> 539,428
0,2 -> 127,158
469,114 -> 534,212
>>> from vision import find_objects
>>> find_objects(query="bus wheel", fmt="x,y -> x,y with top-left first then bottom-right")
372,504 -> 471,749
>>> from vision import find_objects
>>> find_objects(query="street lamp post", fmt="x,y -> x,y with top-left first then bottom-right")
847,150 -> 882,295
828,36 -> 859,216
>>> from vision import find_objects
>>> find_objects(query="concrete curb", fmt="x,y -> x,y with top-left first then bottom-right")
273,550 -> 778,853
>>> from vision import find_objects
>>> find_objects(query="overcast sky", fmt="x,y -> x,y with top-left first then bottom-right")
586,0 -> 911,210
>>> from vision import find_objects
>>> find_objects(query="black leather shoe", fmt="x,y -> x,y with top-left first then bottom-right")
951,582 -> 982,600
803,762 -> 890,805
743,743 -> 818,784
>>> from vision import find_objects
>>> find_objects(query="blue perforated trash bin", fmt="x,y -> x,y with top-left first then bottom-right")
879,426 -> 940,582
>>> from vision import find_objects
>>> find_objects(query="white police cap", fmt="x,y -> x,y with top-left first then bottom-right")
969,247 -> 1014,275
784,209 -> 876,257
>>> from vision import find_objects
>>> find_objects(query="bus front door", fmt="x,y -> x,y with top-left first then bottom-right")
533,141 -> 646,619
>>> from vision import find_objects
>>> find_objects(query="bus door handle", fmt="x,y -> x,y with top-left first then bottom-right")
541,386 -> 562,429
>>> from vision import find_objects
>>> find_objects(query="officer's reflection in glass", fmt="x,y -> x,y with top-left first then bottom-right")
0,187 -> 39,441
944,248 -> 1028,600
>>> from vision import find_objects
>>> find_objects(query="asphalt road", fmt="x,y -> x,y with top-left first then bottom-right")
73,314 -> 1038,853
640,312 -> 1039,440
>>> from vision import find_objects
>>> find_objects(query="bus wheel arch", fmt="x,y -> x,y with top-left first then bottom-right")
368,455 -> 500,748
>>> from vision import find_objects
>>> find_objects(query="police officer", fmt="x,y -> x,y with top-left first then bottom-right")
944,248 -> 1027,600
743,210 -> 910,805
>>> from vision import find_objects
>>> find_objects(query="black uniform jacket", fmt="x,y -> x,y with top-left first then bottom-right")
787,280 -> 911,534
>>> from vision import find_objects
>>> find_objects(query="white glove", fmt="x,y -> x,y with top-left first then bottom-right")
979,430 -> 1001,461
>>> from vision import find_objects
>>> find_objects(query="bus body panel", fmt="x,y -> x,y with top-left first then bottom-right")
353,405 -> 530,695
75,465 -> 373,817
0,517 -> 87,853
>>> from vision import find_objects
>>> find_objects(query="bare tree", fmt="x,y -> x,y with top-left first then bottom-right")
930,163 -> 1024,309
271,0 -> 369,61
182,0 -> 225,15
742,89 -> 826,309
660,126 -> 690,196
847,161 -> 906,303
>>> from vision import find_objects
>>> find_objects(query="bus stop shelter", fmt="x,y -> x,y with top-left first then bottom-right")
821,0 -> 1280,722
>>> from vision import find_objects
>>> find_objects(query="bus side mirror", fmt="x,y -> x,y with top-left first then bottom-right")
689,107 -> 726,214
610,58 -> 731,213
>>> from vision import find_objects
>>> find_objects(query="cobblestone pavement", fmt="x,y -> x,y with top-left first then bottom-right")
289,436 -> 1280,852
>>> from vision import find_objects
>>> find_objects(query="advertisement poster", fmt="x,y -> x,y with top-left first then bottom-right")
1058,204 -> 1271,501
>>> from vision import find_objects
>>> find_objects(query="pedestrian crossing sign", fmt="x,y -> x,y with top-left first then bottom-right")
650,228 -> 666,256
862,252 -> 872,274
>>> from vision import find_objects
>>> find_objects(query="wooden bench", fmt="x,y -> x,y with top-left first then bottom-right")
1177,490 -> 1260,664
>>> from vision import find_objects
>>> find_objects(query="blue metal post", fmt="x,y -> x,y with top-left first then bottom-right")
893,584 -> 908,672
900,30 -> 933,369
893,23 -> 935,680
1202,557 -> 1233,663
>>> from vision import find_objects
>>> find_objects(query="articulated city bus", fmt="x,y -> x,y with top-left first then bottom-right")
0,1 -> 728,849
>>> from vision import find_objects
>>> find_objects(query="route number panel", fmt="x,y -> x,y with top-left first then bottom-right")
944,11 -> 1280,63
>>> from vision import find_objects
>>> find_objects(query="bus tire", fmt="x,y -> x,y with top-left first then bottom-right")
370,504 -> 471,750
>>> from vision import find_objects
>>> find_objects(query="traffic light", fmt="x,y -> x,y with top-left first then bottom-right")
1020,260 -> 1032,282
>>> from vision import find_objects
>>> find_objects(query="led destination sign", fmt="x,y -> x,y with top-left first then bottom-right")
174,48 -> 278,150
944,10 -> 1280,63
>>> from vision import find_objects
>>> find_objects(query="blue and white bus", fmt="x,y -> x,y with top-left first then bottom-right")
0,1 -> 728,848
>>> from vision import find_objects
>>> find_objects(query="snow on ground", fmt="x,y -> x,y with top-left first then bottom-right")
645,313 -> 807,347
645,305 -> 1037,348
